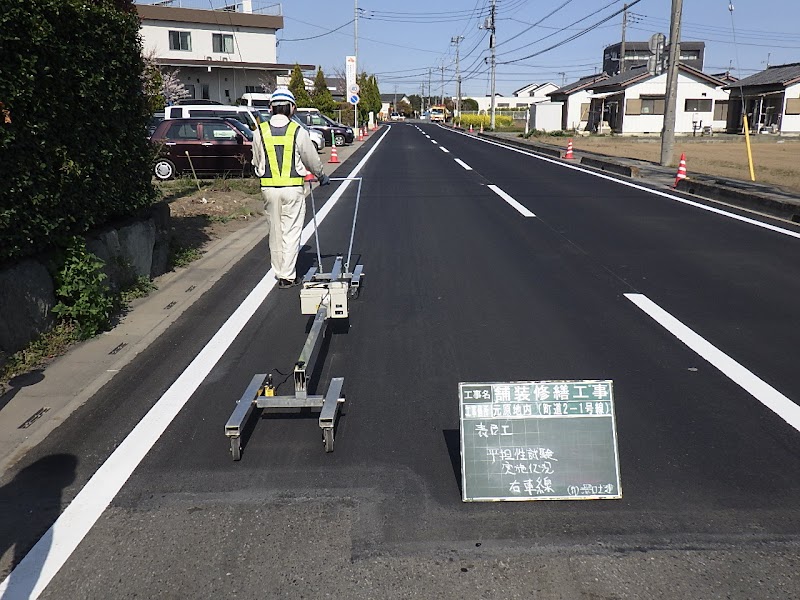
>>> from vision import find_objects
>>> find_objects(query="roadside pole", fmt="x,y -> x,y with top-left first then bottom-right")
660,0 -> 683,167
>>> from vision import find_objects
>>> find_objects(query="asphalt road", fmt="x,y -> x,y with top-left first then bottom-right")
2,123 -> 800,599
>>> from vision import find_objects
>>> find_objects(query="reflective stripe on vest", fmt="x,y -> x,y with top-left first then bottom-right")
259,120 -> 303,187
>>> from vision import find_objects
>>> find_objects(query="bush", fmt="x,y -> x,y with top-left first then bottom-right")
0,0 -> 157,263
459,114 -> 513,128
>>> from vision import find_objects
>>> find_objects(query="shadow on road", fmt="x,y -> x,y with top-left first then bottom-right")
442,429 -> 463,496
0,453 -> 77,598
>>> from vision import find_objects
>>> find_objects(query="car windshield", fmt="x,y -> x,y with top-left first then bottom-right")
224,118 -> 253,140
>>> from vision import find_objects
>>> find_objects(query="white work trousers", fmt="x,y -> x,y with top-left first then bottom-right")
261,185 -> 306,280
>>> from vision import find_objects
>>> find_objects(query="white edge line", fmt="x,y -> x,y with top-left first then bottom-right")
487,184 -> 536,218
438,124 -> 800,240
0,126 -> 394,600
625,293 -> 800,432
454,158 -> 473,171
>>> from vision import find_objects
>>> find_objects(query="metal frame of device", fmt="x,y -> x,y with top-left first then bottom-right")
224,177 -> 364,459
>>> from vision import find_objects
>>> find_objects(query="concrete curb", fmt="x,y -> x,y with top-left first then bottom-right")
477,133 -> 563,158
579,156 -> 640,178
676,178 -> 800,221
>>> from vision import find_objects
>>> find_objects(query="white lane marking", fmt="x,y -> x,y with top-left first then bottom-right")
440,147 -> 450,153
0,127 -> 395,600
438,125 -> 800,241
454,159 -> 473,171
431,140 -> 438,144
487,184 -> 536,218
626,293 -> 800,433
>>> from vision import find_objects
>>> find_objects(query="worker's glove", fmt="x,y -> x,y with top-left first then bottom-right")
318,173 -> 331,186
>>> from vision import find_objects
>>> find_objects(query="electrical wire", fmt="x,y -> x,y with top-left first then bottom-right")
495,0 -> 575,48
280,19 -> 354,42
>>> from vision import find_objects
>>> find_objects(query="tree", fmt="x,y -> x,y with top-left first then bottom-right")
141,49 -> 165,112
397,99 -> 412,117
407,94 -> 422,114
288,63 -> 312,107
161,69 -> 189,106
462,97 -> 479,111
311,67 -> 337,117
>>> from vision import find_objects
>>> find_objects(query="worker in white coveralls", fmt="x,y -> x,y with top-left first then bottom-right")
252,88 -> 330,288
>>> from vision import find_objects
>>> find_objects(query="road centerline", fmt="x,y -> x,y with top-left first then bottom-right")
487,184 -> 536,218
454,158 -> 473,170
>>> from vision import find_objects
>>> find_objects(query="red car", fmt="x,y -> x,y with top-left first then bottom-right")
150,117 -> 253,180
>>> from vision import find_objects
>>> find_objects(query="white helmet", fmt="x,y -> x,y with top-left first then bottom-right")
270,87 -> 296,106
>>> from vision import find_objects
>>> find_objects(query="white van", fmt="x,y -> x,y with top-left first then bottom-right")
238,93 -> 272,108
164,104 -> 258,129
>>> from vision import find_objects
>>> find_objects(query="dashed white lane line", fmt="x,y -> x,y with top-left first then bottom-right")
439,124 -> 800,241
431,140 -> 438,144
0,128 -> 395,600
440,147 -> 450,153
625,293 -> 800,433
487,184 -> 536,218
454,159 -> 473,170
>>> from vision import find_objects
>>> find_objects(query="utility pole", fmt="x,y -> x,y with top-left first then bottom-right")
558,71 -> 566,86
394,85 -> 398,114
486,0 -> 497,129
440,64 -> 445,105
452,35 -> 464,121
427,68 -> 432,113
660,0 -> 683,167
354,0 -> 359,132
620,3 -> 628,75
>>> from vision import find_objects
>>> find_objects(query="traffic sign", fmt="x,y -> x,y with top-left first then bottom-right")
349,83 -> 360,94
349,94 -> 360,105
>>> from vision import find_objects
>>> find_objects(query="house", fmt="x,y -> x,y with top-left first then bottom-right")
724,63 -> 800,135
602,41 -> 705,75
137,3 -> 313,104
380,93 -> 409,118
586,64 -> 729,135
548,73 -> 610,131
466,83 -> 558,113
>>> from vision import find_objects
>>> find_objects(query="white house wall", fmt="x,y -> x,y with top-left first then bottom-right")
172,67 -> 272,104
467,95 -> 551,113
565,89 -> 593,130
141,21 -> 277,64
530,102 -> 563,132
621,72 -> 729,134
782,82 -> 800,133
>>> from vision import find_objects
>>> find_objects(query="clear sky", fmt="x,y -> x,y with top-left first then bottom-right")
179,1 -> 800,97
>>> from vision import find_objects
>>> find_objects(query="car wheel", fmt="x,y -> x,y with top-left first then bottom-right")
334,133 -> 346,147
154,158 -> 176,180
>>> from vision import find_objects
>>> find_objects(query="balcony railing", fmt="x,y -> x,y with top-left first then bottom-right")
140,1 -> 282,16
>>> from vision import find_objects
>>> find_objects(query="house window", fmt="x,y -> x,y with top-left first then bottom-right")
685,99 -> 713,112
713,100 -> 729,121
212,33 -> 234,54
497,103 -> 509,108
201,84 -> 210,100
184,84 -> 196,99
640,95 -> 665,115
169,31 -> 192,51
245,85 -> 261,94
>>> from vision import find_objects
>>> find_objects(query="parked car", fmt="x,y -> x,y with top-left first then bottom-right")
163,104 -> 259,129
255,110 -> 325,152
149,117 -> 253,181
295,109 -> 354,146
237,92 -> 272,108
147,112 -> 165,137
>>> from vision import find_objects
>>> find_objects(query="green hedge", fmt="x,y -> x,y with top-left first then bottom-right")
0,0 -> 157,263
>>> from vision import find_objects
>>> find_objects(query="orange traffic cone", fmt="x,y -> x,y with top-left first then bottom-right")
328,143 -> 339,164
565,139 -> 575,159
673,152 -> 687,187
357,127 -> 363,142
363,125 -> 369,137
469,124 -> 474,134
479,123 -> 484,134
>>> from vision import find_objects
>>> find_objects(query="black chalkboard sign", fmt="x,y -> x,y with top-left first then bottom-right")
459,380 -> 622,502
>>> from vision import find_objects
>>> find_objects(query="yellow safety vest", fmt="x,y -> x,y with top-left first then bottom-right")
259,120 -> 303,187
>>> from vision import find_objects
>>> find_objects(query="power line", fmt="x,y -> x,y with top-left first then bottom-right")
280,19 -> 354,42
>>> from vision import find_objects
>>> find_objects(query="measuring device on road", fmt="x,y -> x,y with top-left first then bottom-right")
224,177 -> 365,459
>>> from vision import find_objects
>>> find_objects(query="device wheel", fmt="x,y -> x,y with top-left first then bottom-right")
334,133 -> 346,147
230,437 -> 242,461
154,158 -> 176,181
323,428 -> 334,453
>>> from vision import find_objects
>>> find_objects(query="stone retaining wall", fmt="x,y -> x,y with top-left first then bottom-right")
0,203 -> 171,355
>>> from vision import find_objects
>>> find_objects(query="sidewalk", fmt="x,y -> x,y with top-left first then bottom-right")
481,131 -> 800,222
0,134 -> 374,475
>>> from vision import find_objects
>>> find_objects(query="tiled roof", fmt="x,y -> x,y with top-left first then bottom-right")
726,63 -> 800,88
591,65 -> 653,91
550,73 -> 610,96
